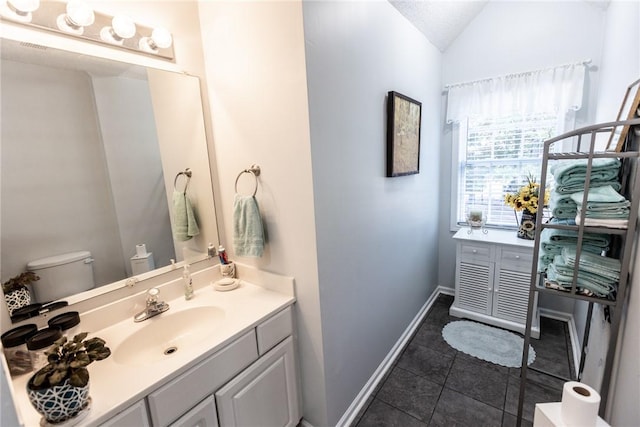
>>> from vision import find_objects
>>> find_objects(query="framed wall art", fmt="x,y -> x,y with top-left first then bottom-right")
386,91 -> 422,177
607,78 -> 640,152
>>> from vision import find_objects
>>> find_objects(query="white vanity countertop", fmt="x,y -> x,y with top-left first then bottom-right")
9,277 -> 295,426
453,227 -> 535,249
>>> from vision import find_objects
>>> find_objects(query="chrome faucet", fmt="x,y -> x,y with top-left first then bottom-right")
134,287 -> 170,322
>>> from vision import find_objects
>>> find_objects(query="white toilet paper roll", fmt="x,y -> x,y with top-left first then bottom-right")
560,381 -> 600,427
136,244 -> 147,257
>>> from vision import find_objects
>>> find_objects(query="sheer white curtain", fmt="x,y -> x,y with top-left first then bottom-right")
445,63 -> 586,128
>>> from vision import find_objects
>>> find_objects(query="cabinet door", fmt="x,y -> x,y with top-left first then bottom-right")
455,259 -> 493,315
493,247 -> 534,324
493,267 -> 531,324
100,400 -> 150,427
170,395 -> 218,427
215,336 -> 300,427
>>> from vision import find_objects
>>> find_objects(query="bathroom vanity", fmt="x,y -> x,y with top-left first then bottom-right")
6,264 -> 301,427
451,228 -> 540,338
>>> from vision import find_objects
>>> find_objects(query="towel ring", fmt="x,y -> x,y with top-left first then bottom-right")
235,164 -> 261,197
174,168 -> 192,194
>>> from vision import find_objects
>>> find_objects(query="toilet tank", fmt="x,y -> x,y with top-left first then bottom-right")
26,251 -> 95,303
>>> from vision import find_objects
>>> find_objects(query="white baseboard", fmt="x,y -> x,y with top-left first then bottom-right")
333,286 -> 447,427
538,308 -> 580,378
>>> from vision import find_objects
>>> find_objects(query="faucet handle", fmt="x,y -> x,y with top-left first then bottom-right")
147,287 -> 160,304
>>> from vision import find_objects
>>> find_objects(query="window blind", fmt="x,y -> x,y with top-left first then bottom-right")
456,112 -> 557,227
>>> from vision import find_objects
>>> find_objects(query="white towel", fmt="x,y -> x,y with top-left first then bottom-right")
173,190 -> 200,241
233,194 -> 264,257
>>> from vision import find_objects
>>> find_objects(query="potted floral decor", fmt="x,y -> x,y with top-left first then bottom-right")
504,174 -> 550,240
2,272 -> 38,316
27,332 -> 111,424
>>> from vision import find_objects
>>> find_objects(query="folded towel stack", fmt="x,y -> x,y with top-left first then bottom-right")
537,227 -> 609,272
570,185 -> 631,228
550,158 -> 621,194
545,247 -> 620,298
549,191 -> 577,219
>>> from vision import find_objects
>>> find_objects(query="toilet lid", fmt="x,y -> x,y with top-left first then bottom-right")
26,251 -> 92,270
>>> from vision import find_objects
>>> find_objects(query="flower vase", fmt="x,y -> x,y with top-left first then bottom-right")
4,287 -> 31,316
517,209 -> 536,240
27,377 -> 90,424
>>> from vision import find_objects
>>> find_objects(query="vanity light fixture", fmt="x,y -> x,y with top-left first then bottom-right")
100,15 -> 136,45
139,27 -> 173,53
56,1 -> 94,35
1,1 -> 174,59
4,0 -> 40,23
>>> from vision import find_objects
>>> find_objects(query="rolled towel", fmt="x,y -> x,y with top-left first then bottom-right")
550,191 -> 577,219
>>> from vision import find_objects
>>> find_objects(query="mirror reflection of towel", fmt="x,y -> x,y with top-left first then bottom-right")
233,194 -> 264,257
173,190 -> 200,241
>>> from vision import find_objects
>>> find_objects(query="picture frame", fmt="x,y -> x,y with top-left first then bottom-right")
607,78 -> 640,152
386,91 -> 422,177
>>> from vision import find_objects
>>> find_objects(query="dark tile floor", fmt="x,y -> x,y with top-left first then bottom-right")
352,294 -> 575,427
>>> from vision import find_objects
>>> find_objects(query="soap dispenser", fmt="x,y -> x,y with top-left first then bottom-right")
183,264 -> 194,300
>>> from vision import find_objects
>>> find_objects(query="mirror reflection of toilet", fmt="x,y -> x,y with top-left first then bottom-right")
26,251 -> 95,303
131,253 -> 155,275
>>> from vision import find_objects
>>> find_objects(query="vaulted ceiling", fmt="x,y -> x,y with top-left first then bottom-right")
389,0 -> 488,52
389,0 -> 611,52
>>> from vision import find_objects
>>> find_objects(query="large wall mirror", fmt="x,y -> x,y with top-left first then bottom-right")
1,38 -> 219,323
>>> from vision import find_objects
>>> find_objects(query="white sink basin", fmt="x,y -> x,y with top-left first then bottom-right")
113,306 -> 225,366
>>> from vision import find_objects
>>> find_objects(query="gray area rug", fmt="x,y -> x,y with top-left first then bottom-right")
442,320 -> 535,368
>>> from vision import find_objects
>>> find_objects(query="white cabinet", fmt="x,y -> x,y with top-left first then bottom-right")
170,395 -> 218,427
137,305 -> 299,427
216,337 -> 300,427
451,229 -> 540,338
100,400 -> 150,427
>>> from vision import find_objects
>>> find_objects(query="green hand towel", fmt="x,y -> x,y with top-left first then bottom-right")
173,190 -> 200,241
570,185 -> 626,205
233,194 -> 265,257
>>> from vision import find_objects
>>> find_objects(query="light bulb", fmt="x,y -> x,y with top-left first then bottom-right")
100,15 -> 136,45
5,0 -> 39,22
7,0 -> 39,13
112,15 -> 136,39
56,1 -> 94,35
139,27 -> 172,53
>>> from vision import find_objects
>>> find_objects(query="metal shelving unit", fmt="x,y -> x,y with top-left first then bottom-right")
515,118 -> 640,426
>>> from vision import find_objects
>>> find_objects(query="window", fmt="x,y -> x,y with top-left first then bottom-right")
452,111 -> 558,228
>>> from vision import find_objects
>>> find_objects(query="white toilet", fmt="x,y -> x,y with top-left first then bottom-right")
26,251 -> 95,303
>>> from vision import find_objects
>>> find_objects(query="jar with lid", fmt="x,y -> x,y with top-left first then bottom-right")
1,324 -> 37,377
26,328 -> 62,371
48,311 -> 81,338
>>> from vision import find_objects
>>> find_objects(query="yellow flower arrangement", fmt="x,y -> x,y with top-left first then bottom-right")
504,174 -> 550,214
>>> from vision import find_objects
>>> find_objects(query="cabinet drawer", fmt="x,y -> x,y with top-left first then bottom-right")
147,330 -> 258,427
257,306 -> 293,355
100,400 -> 149,427
500,248 -> 533,272
459,243 -> 492,262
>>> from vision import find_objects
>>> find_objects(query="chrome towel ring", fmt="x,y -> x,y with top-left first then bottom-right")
235,164 -> 261,197
174,168 -> 192,194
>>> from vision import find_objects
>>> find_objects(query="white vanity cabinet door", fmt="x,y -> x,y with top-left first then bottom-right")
99,400 -> 150,427
454,242 -> 494,315
215,336 -> 300,427
147,330 -> 259,427
170,395 -> 218,427
493,247 -> 534,324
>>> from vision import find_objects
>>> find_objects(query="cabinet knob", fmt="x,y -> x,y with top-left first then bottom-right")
472,249 -> 477,253
515,255 -> 520,259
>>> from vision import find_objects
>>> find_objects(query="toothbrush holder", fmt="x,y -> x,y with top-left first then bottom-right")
220,261 -> 236,278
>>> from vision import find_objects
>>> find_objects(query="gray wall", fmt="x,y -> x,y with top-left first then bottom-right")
437,1 -> 607,316
1,60 -> 125,288
302,1 -> 442,424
